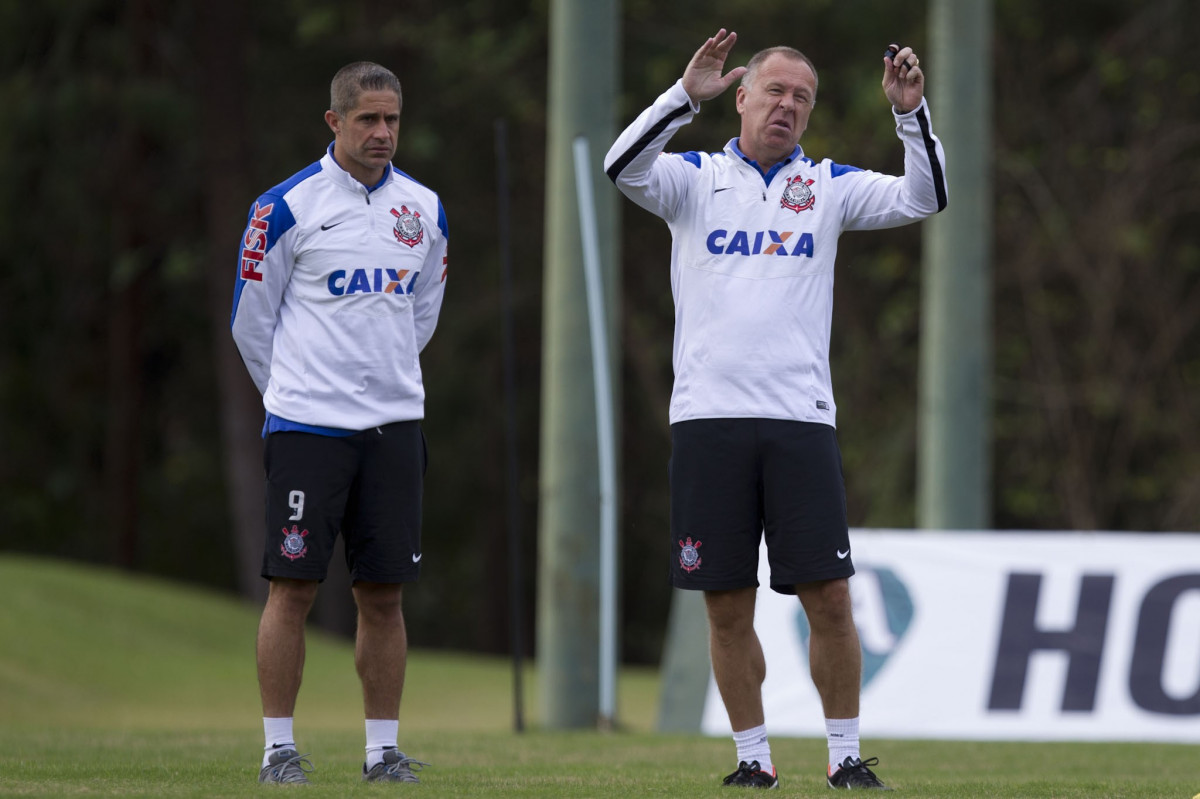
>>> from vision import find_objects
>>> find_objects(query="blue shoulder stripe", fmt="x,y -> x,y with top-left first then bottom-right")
257,195 -> 298,251
268,160 -> 323,197
393,166 -> 436,192
392,167 -> 448,238
230,190 -> 299,327
436,200 -> 449,238
679,151 -> 721,168
829,161 -> 863,178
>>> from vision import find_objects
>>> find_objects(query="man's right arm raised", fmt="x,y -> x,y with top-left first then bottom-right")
603,80 -> 703,222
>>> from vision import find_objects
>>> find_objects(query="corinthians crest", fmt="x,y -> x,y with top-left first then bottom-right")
280,524 -> 309,561
781,175 -> 816,213
390,205 -> 424,247
678,536 -> 703,573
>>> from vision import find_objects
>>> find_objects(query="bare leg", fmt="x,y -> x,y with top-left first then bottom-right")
352,582 -> 407,719
257,578 -> 319,717
705,587 -> 765,730
796,578 -> 860,719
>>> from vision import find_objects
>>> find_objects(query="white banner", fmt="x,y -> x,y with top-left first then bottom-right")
700,531 -> 1200,742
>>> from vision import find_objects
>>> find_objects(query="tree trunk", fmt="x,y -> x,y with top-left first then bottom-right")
105,0 -> 159,569
196,0 -> 266,603
104,271 -> 146,568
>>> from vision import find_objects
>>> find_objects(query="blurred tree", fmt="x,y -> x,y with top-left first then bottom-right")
195,0 -> 265,602
991,0 -> 1200,531
106,0 -> 158,569
0,0 -> 227,583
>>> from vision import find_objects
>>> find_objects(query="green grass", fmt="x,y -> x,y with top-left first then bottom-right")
1,554 -> 1197,798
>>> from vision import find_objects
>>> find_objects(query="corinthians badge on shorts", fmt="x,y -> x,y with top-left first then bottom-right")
281,524 -> 309,561
391,205 -> 425,247
781,175 -> 816,213
678,536 -> 703,573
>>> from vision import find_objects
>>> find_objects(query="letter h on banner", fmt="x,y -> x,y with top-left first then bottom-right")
988,573 -> 1115,712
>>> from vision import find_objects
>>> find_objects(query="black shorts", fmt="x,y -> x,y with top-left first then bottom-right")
669,418 -> 853,595
261,421 -> 426,583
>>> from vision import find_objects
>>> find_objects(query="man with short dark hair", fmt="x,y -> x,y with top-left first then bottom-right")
605,29 -> 946,790
232,60 -> 448,785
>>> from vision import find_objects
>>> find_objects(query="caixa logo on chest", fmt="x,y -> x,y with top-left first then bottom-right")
327,268 -> 420,296
706,229 -> 815,257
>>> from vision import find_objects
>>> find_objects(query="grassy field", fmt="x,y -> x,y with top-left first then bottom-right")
1,554 -> 1197,798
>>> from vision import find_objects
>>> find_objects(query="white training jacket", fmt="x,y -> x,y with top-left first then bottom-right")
231,146 -> 448,431
605,80 -> 947,428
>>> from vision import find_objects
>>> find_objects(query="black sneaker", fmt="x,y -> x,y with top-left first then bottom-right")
723,760 -> 779,789
827,756 -> 891,790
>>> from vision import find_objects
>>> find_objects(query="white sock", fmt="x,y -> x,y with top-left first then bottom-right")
365,718 -> 399,769
732,724 -> 773,774
263,717 -> 296,767
825,716 -> 860,773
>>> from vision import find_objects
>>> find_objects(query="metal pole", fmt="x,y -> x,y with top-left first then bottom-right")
918,0 -> 994,530
495,117 -> 525,733
538,0 -> 619,729
573,135 -> 618,729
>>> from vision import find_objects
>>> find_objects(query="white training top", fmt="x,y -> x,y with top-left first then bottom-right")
231,146 -> 448,431
604,80 -> 947,428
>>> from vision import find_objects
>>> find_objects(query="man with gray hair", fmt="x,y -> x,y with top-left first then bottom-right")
605,29 -> 946,789
233,61 -> 448,785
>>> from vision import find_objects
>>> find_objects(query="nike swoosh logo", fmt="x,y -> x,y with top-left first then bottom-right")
320,221 -> 345,231
412,553 -> 423,563
713,187 -> 734,193
837,549 -> 850,559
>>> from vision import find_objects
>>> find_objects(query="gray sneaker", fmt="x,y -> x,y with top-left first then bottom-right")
258,748 -> 314,785
363,748 -> 429,783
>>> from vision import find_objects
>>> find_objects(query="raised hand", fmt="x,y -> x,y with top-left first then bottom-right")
682,29 -> 748,104
882,43 -> 925,114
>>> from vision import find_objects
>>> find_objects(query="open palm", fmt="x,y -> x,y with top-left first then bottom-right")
682,28 -> 748,103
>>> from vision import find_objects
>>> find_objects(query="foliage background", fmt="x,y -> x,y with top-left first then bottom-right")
1,0 -> 1197,664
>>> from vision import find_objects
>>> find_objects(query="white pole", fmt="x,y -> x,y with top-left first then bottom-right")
572,134 -> 617,727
